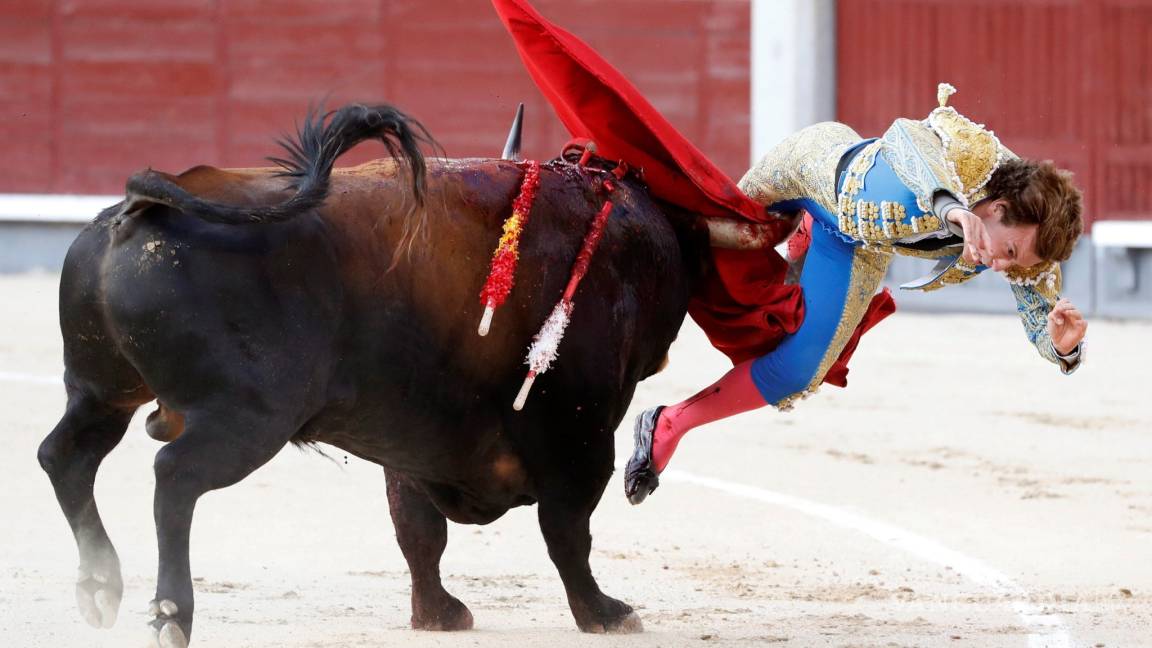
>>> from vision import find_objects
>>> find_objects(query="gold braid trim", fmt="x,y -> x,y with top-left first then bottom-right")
777,388 -> 817,413
1005,261 -> 1061,299
836,140 -> 882,239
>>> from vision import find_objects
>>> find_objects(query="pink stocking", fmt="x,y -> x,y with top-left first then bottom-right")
652,360 -> 767,472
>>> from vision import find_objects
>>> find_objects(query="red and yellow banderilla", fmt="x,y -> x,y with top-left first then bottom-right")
478,160 -> 542,336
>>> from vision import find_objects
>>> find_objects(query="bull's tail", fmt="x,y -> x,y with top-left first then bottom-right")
118,103 -> 434,224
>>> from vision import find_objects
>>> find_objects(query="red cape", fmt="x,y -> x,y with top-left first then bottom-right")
491,0 -> 894,385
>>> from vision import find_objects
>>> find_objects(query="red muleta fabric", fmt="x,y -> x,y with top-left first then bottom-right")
490,0 -> 894,386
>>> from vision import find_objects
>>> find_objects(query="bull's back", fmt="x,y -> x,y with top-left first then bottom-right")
317,158 -> 690,428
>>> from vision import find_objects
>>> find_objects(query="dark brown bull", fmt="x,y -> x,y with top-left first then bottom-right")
38,103 -> 707,646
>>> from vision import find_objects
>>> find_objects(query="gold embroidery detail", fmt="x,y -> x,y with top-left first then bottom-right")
911,213 -> 942,234
776,387 -> 818,413
928,107 -> 999,201
926,83 -> 1018,203
1005,260 -> 1061,299
836,140 -> 883,239
857,200 -> 881,240
740,122 -> 862,216
880,201 -> 909,238
836,142 -> 927,245
838,193 -> 859,238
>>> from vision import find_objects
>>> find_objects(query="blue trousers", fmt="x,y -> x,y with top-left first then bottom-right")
749,199 -> 891,408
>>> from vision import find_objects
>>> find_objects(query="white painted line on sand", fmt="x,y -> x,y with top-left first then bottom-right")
662,469 -> 1073,648
0,371 -> 61,386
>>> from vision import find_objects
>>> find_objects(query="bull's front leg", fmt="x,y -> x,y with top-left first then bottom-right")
384,470 -> 474,630
537,496 -> 643,633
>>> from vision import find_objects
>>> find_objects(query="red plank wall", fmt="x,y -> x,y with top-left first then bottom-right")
837,0 -> 1152,229
0,0 -> 751,195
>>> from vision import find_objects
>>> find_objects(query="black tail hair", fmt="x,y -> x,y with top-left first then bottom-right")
120,103 -> 435,224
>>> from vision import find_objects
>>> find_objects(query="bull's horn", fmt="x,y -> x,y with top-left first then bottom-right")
501,103 -> 524,161
704,215 -> 800,250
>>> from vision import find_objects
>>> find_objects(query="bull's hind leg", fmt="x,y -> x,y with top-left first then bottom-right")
148,409 -> 296,647
384,470 -> 474,630
37,393 -> 135,629
537,493 -> 643,633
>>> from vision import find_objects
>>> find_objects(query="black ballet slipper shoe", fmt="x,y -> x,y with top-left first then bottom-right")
624,406 -> 665,505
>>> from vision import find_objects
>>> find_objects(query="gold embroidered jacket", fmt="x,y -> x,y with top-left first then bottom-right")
738,84 -> 1080,374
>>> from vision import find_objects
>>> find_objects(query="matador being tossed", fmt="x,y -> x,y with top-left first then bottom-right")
624,83 -> 1087,504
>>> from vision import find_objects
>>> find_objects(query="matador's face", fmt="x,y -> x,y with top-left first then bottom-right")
972,200 -> 1042,272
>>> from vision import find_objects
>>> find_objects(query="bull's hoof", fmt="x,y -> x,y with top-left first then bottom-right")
577,610 -> 644,634
156,621 -> 188,648
75,566 -> 122,628
575,598 -> 643,634
147,600 -> 188,648
411,594 -> 474,631
605,611 -> 644,634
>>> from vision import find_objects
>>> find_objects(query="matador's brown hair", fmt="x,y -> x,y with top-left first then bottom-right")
982,159 -> 1083,262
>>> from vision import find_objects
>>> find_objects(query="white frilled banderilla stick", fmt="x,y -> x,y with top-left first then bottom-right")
513,182 -> 617,411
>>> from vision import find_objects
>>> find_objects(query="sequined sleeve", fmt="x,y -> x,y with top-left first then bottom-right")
1007,264 -> 1081,374
739,121 -> 862,216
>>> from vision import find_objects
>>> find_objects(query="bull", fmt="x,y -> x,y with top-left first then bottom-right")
38,103 -> 728,646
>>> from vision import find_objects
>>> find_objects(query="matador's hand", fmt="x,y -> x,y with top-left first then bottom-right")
1047,298 -> 1088,355
945,208 -> 992,266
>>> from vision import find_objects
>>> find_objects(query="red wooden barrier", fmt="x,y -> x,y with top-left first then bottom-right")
837,0 -> 1152,229
0,0 -> 751,194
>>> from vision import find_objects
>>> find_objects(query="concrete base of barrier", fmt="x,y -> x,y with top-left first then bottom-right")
3,194 -> 1149,319
0,194 -> 119,273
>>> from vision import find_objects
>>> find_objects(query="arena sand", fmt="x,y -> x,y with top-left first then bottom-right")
1,272 -> 1149,647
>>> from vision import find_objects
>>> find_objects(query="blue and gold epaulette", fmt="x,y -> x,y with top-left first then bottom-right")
925,83 -> 1017,204
876,83 -> 1017,214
